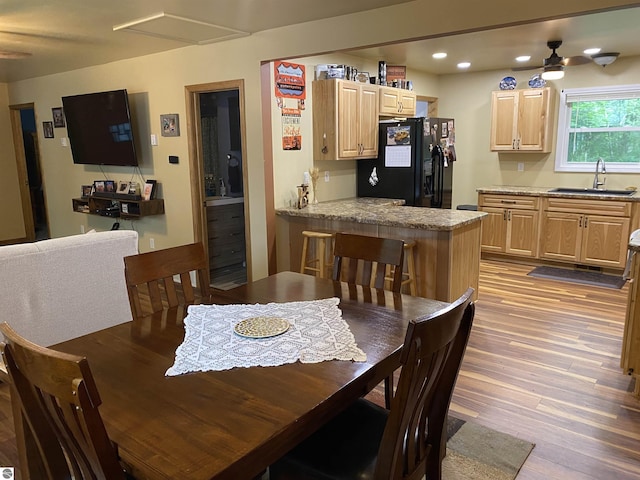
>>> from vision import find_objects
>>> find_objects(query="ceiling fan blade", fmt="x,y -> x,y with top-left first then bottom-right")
512,65 -> 543,72
562,55 -> 591,66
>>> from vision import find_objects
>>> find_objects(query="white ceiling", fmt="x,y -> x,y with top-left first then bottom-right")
0,1 -> 639,83
347,8 -> 640,76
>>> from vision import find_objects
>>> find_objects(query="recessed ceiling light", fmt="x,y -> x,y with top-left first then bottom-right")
457,62 -> 471,69
584,48 -> 601,55
515,55 -> 531,62
432,52 -> 447,59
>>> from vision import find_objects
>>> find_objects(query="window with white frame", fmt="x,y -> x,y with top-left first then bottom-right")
555,84 -> 640,172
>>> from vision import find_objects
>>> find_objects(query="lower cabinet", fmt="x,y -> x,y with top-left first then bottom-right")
479,194 -> 539,258
539,198 -> 631,268
207,202 -> 246,273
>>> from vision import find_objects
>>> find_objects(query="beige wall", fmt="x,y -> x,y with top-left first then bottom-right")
0,84 -> 25,241
5,0 -> 639,279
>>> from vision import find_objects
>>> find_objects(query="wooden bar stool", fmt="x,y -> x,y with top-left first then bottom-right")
385,239 -> 417,295
300,231 -> 335,279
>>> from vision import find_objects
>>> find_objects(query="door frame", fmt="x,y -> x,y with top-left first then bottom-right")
8,103 -> 46,243
185,80 -> 251,284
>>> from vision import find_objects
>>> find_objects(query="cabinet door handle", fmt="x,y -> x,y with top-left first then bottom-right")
584,217 -> 588,228
500,200 -> 516,204
507,210 -> 511,221
579,216 -> 583,227
512,139 -> 516,149
503,210 -> 507,221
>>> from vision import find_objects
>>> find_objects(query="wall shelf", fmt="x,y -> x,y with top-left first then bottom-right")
72,195 -> 164,219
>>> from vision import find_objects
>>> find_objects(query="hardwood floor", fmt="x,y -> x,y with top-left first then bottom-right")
455,260 -> 640,479
1,259 -> 639,478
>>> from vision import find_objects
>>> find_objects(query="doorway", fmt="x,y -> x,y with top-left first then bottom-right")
186,80 -> 250,290
9,104 -> 50,242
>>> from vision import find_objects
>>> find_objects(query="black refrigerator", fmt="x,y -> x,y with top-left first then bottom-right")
357,117 -> 455,208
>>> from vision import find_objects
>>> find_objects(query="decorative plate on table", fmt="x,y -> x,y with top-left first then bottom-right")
499,76 -> 517,90
234,316 -> 290,338
528,73 -> 546,88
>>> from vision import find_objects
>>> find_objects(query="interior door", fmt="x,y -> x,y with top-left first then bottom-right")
186,80 -> 250,290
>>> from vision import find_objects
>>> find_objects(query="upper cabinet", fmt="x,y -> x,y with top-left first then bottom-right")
379,86 -> 416,117
313,79 -> 379,160
490,87 -> 555,153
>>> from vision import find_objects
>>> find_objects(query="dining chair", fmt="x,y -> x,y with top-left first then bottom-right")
0,322 -> 132,479
124,242 -> 211,319
332,232 -> 405,407
269,287 -> 475,480
332,232 -> 405,292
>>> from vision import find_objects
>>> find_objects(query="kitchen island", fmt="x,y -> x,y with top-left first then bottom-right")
276,198 -> 486,302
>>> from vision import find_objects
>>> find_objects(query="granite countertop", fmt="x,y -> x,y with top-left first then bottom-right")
276,198 -> 486,231
478,185 -> 639,201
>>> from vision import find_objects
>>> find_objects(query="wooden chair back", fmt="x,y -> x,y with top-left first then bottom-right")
124,242 -> 210,319
375,287 -> 475,480
332,233 -> 404,292
0,322 -> 127,479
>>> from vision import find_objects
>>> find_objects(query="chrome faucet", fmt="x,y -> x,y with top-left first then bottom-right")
593,157 -> 606,190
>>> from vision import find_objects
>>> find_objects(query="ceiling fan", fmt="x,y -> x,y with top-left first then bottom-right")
513,40 -> 591,78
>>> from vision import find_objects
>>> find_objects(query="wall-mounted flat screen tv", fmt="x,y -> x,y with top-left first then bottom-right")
62,89 -> 139,166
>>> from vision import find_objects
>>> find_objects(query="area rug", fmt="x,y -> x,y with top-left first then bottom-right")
527,265 -> 626,289
363,388 -> 534,480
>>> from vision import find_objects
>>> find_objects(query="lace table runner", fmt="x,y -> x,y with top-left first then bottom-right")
166,297 -> 366,376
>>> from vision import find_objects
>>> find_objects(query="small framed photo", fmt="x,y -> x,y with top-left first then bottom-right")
117,181 -> 129,193
160,113 -> 180,137
104,180 -> 116,193
52,107 -> 65,128
94,180 -> 105,193
128,182 -> 140,196
43,121 -> 54,138
143,180 -> 157,201
81,185 -> 93,198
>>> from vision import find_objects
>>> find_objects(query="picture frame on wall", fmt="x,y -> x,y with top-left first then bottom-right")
117,181 -> 129,193
43,121 -> 54,138
52,107 -> 65,127
104,180 -> 116,193
160,113 -> 179,137
81,185 -> 93,198
94,180 -> 105,193
143,179 -> 157,200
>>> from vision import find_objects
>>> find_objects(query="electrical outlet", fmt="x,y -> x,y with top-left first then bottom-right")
150,238 -> 155,249
324,171 -> 330,182
517,162 -> 524,172
80,224 -> 85,234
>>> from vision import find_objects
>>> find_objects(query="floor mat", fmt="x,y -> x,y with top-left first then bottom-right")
527,265 -> 626,289
363,387 -> 534,480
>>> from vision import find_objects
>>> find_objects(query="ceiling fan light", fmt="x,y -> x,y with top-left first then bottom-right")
541,65 -> 564,80
591,52 -> 619,67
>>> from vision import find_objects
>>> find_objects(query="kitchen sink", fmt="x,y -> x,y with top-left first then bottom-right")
548,187 -> 636,197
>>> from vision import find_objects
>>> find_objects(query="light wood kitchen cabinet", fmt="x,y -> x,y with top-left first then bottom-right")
490,87 -> 554,152
540,197 -> 631,268
312,79 -> 379,160
378,86 -> 416,116
478,194 -> 540,257
623,237 -> 640,395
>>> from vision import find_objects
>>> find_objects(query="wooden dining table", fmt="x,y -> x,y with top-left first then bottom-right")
53,271 -> 449,480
